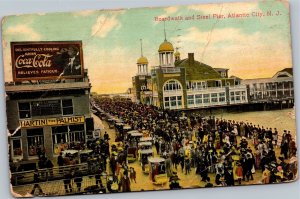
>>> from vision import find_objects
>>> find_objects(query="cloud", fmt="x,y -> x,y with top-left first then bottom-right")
153,6 -> 180,25
187,2 -> 260,15
171,26 -> 292,79
73,10 -> 97,17
5,24 -> 41,40
164,6 -> 179,14
3,24 -> 42,82
91,13 -> 122,38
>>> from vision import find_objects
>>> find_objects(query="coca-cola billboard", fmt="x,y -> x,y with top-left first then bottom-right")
11,41 -> 84,81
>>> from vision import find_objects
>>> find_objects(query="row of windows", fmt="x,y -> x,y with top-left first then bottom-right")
164,79 -> 238,92
11,125 -> 84,157
163,80 -> 182,91
230,91 -> 247,102
19,99 -> 73,119
164,96 -> 182,109
187,92 -> 226,105
186,81 -> 207,90
251,82 -> 293,89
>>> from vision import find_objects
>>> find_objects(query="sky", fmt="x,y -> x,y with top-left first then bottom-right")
1,0 -> 292,94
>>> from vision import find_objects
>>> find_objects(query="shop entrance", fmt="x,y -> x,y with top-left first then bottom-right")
52,124 -> 85,155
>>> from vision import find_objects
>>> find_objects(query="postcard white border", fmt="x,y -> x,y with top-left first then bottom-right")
0,0 -> 299,199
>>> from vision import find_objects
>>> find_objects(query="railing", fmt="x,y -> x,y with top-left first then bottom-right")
229,85 -> 247,90
187,87 -> 225,92
187,85 -> 247,93
161,68 -> 181,74
11,163 -> 94,186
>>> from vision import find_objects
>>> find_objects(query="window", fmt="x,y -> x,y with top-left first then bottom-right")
19,102 -> 31,119
62,99 -> 73,115
241,91 -> 246,101
177,96 -> 182,106
196,81 -> 206,90
164,97 -> 170,108
163,80 -> 182,91
196,82 -> 201,90
164,95 -> 182,109
170,96 -> 177,106
219,92 -> 226,102
230,92 -> 235,101
195,94 -> 202,104
203,94 -> 210,103
11,130 -> 22,157
235,91 -> 241,101
211,93 -> 218,103
19,99 -> 74,118
215,80 -> 222,87
52,124 -> 85,154
12,139 -> 22,157
187,95 -> 194,105
31,100 -> 61,116
191,82 -> 197,90
165,101 -> 170,108
141,85 -> 147,91
27,128 -> 44,156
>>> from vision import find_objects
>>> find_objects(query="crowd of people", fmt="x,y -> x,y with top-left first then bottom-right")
93,97 -> 298,189
25,96 -> 299,195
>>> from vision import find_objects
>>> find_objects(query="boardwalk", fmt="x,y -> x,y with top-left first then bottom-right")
12,109 -> 296,197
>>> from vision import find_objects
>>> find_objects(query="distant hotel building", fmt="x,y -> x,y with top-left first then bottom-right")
242,68 -> 294,107
132,36 -> 293,110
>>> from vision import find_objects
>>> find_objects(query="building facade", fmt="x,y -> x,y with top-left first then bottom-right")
132,36 -> 294,111
242,68 -> 294,105
132,37 -> 248,110
132,41 -> 152,104
6,70 -> 94,162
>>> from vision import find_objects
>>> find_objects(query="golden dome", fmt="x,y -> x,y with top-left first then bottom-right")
158,40 -> 174,52
137,56 -> 148,64
174,51 -> 180,57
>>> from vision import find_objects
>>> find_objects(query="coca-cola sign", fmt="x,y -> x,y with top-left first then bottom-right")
11,41 -> 84,81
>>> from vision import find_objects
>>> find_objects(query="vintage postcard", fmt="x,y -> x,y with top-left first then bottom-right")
1,0 -> 298,197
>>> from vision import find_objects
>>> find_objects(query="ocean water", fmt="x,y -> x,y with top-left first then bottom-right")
215,108 -> 297,139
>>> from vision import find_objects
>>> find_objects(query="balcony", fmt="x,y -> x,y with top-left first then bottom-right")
187,87 -> 225,94
5,81 -> 91,93
187,85 -> 246,94
162,68 -> 181,74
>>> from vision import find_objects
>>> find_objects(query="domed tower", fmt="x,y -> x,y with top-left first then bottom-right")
174,47 -> 181,62
137,39 -> 148,75
158,23 -> 174,67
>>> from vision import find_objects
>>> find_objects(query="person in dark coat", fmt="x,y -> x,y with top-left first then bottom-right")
38,156 -> 46,178
281,139 -> 289,159
104,132 -> 109,141
224,168 -> 234,186
110,154 -> 117,176
57,152 -> 64,174
63,170 -> 73,193
169,175 -> 181,190
73,168 -> 83,192
95,168 -> 104,188
199,161 -> 209,182
204,177 -> 214,188
45,158 -> 54,179
119,171 -> 131,192
30,169 -> 44,195
54,46 -> 82,76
